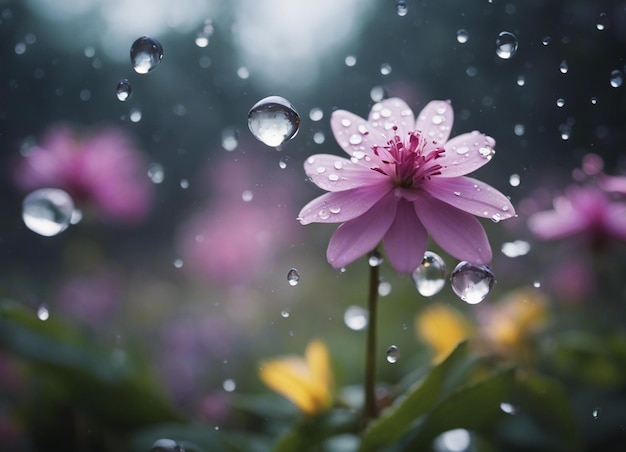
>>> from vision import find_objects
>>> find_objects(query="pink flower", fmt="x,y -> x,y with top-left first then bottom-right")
297,98 -> 515,273
14,124 -> 153,224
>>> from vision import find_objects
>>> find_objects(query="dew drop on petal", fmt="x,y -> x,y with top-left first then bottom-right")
148,163 -> 165,184
37,305 -> 49,321
412,251 -> 447,297
150,438 -> 184,452
368,250 -> 384,267
130,36 -> 163,74
287,268 -> 300,286
495,32 -> 518,59
396,0 -> 408,16
596,12 -> 608,31
344,305 -> 368,331
610,69 -> 623,88
115,78 -> 132,101
456,29 -> 469,44
386,345 -> 400,363
592,407 -> 601,419
559,60 -> 569,74
22,188 -> 74,237
247,96 -> 300,147
450,261 -> 495,304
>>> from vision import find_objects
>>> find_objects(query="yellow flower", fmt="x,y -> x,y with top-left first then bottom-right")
259,339 -> 333,415
416,304 -> 473,364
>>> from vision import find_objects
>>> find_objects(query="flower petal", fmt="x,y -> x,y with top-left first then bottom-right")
604,203 -> 626,240
368,98 -> 415,138
382,200 -> 428,273
527,209 -> 587,240
303,154 -> 384,192
424,176 -> 515,220
331,110 -> 385,160
414,193 -> 492,264
305,340 -> 333,404
438,132 -> 496,177
298,183 -> 392,225
327,192 -> 397,268
415,100 -> 454,145
259,356 -> 320,414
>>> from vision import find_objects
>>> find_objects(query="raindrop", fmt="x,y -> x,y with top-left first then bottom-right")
247,96 -> 300,147
150,438 -> 185,452
345,55 -> 357,67
223,378 -> 236,392
500,402 -> 519,415
495,32 -> 518,59
129,108 -> 142,123
592,407 -> 601,419
596,12 -> 608,31
516,75 -> 525,86
37,305 -> 49,321
541,36 -> 551,46
221,128 -> 239,151
368,250 -> 384,267
556,98 -> 565,107
130,36 -> 163,74
344,305 -> 368,331
386,345 -> 400,363
412,251 -> 447,297
195,19 -> 214,47
148,163 -> 165,184
370,86 -> 385,102
380,63 -> 392,75
610,69 -> 623,88
237,66 -> 250,79
279,157 -> 288,169
450,261 -> 495,304
559,60 -> 568,74
22,188 -> 74,237
287,268 -> 300,286
514,124 -> 525,136
115,78 -> 132,101
309,108 -> 324,121
434,429 -> 471,452
559,123 -> 572,140
396,0 -> 408,16
456,29 -> 469,44
378,281 -> 392,297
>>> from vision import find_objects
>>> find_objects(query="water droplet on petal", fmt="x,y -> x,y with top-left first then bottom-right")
456,29 -> 469,44
596,12 -> 608,31
247,96 -> 300,147
130,36 -> 163,74
610,69 -> 623,88
344,305 -> 368,331
412,251 -> 447,297
22,188 -> 74,237
396,0 -> 408,16
349,134 -> 362,145
386,345 -> 400,363
150,438 -> 185,452
495,32 -> 518,59
115,78 -> 132,101
368,251 -> 384,267
37,305 -> 49,321
559,60 -> 569,74
450,261 -> 495,304
287,268 -> 300,286
592,407 -> 601,419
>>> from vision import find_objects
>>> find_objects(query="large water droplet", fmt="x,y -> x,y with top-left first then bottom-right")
396,0 -> 408,16
610,69 -> 623,88
150,438 -> 185,452
386,345 -> 400,363
22,188 -> 74,237
247,96 -> 300,147
130,36 -> 163,74
368,250 -> 384,267
344,305 -> 368,331
456,29 -> 469,44
450,261 -> 495,304
495,32 -> 518,59
115,78 -> 132,101
287,268 -> 300,286
412,251 -> 447,297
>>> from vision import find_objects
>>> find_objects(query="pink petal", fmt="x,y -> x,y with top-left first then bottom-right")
382,200 -> 428,273
414,194 -> 492,264
331,110 -> 385,160
424,176 -> 515,220
604,203 -> 626,240
438,132 -> 496,177
527,209 -> 587,240
327,192 -> 397,268
298,183 -> 392,225
367,98 -> 415,138
303,154 -> 384,192
414,100 -> 454,145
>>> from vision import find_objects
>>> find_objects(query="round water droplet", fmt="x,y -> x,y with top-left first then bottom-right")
368,250 -> 384,267
378,281 -> 392,297
287,268 -> 300,286
380,63 -> 392,75
309,108 -> 323,122
396,0 -> 408,16
148,163 -> 165,184
150,438 -> 184,452
532,280 -> 541,288
495,32 -> 518,59
223,378 -> 236,392
22,188 -> 74,237
450,261 -> 495,304
456,29 -> 469,44
412,251 -> 447,297
596,12 -> 608,31
516,75 -> 525,86
37,305 -> 49,321
592,407 -> 601,419
130,36 -> 163,74
115,78 -> 132,101
610,69 -> 623,88
247,96 -> 300,147
559,123 -> 572,141
591,96 -> 598,105
344,305 -> 368,331
559,60 -> 568,74
509,173 -> 520,187
386,345 -> 400,363
556,98 -> 565,107
501,240 -> 531,258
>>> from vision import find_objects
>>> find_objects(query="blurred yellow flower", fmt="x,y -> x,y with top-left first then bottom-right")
416,304 -> 473,364
259,339 -> 333,415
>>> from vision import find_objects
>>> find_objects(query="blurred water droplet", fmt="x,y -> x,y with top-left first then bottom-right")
279,157 -> 288,169
516,75 -> 525,87
22,188 -> 74,237
129,107 -> 142,123
596,12 -> 608,31
378,280 -> 392,297
591,97 -> 598,105
370,86 -> 386,102
456,29 -> 468,44
592,407 -> 601,419
115,78 -> 132,101
70,208 -> 82,225
501,240 -> 531,258
195,19 -> 214,47
450,261 -> 495,304
434,429 -> 471,452
345,54 -> 357,67
313,131 -> 325,144
380,63 -> 392,75
221,128 -> 239,151
514,124 -> 525,136
148,163 -> 165,184
179,179 -> 189,189
287,268 -> 300,286
223,378 -> 236,392
500,402 -> 519,415
386,345 -> 400,363
495,32 -> 518,59
610,69 -> 623,88
130,36 -> 163,74
368,250 -> 384,267
241,190 -> 253,202
541,36 -> 551,46
309,108 -> 324,122
280,310 -> 290,318
150,438 -> 184,452
396,0 -> 408,17
248,96 -> 300,147
509,173 -> 520,187
556,98 -> 565,107
559,123 -> 572,140
559,60 -> 568,74
533,280 -> 541,288
344,305 -> 368,331
37,305 -> 49,321
412,251 -> 447,297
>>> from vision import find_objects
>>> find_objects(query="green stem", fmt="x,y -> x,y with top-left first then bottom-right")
363,252 -> 380,423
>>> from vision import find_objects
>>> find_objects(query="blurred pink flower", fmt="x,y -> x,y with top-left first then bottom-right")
298,98 -> 515,273
14,124 -> 153,224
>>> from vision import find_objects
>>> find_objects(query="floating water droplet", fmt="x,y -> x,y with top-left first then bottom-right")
532,280 -> 541,288
495,32 -> 518,59
434,429 -> 471,452
378,280 -> 392,297
223,378 -> 236,392
456,29 -> 469,44
115,78 -> 132,101
129,107 -> 142,123
179,179 -> 189,189
173,258 -> 183,269
241,190 -> 253,202
370,86 -> 385,102
236,66 -> 250,79
344,305 -> 368,331
368,251 -> 384,267
412,251 -> 447,297
559,123 -> 572,140
287,268 -> 300,286
514,124 -> 525,136
313,131 -> 325,144
596,12 -> 608,31
345,54 -> 357,67
450,261 -> 495,304
592,407 -> 601,419
396,0 -> 408,16
541,36 -> 551,46
501,240 -> 531,258
386,345 -> 400,363
610,69 -> 623,88
130,36 -> 163,74
591,97 -> 598,105
556,98 -> 565,107
150,438 -> 184,452
516,75 -> 525,86
221,128 -> 239,151
559,60 -> 568,74
247,96 -> 300,147
380,63 -> 392,75
280,310 -> 290,318
148,163 -> 165,184
279,157 -> 288,169
22,188 -> 74,237
509,173 -> 520,187
309,108 -> 323,122
500,402 -> 519,415
37,305 -> 49,321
